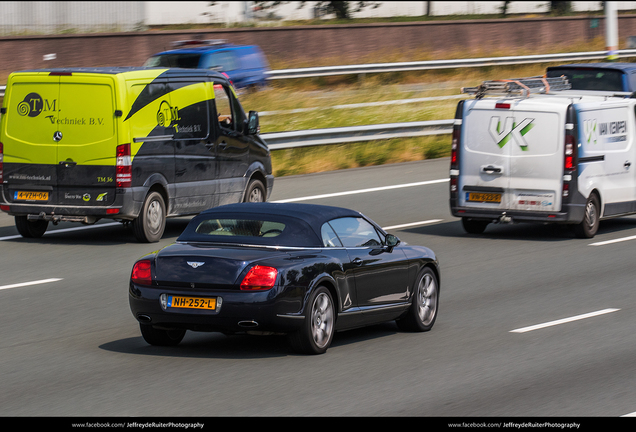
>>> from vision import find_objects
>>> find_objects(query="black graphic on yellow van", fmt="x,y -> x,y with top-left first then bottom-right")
17,92 -> 58,118
156,100 -> 180,128
17,93 -> 43,117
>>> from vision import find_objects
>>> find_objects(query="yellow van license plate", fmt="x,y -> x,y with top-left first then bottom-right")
466,192 -> 501,203
14,191 -> 49,201
168,296 -> 216,310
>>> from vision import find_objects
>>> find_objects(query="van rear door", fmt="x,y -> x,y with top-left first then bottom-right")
460,99 -> 512,210
505,104 -> 563,213
55,74 -> 118,207
3,74 -> 60,202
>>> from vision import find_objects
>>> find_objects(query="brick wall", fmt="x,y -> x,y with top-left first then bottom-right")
0,15 -> 634,77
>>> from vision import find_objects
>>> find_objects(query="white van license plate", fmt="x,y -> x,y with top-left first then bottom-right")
466,192 -> 501,203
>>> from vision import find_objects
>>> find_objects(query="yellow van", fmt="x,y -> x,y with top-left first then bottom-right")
0,67 -> 272,242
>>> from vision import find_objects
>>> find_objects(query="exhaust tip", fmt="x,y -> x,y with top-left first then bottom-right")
238,320 -> 258,328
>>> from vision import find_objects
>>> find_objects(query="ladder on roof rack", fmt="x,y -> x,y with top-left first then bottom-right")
461,76 -> 571,98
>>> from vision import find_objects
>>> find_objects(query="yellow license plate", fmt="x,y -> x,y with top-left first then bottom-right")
466,192 -> 501,203
167,295 -> 216,310
14,191 -> 49,201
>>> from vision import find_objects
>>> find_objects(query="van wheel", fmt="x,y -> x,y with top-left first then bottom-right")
461,217 -> 489,234
15,216 -> 48,238
244,179 -> 266,203
574,194 -> 600,238
133,191 -> 166,243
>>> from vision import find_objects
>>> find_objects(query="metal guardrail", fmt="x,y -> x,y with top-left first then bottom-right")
265,49 -> 636,79
2,49 -> 636,97
261,120 -> 455,150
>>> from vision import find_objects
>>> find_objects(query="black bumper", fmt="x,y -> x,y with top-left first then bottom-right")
129,282 -> 306,334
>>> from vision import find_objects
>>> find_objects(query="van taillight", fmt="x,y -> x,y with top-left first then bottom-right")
0,142 -> 3,183
131,259 -> 152,286
450,101 -> 464,197
564,136 -> 575,170
116,143 -> 132,188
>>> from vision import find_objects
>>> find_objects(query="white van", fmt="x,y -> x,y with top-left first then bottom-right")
449,76 -> 635,238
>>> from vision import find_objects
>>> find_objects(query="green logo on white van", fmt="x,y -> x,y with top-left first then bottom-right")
489,117 -> 534,151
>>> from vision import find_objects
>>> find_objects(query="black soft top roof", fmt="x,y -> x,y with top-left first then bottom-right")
177,203 -> 366,247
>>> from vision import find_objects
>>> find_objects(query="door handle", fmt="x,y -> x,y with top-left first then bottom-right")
481,165 -> 503,174
352,258 -> 363,266
59,160 -> 77,167
218,141 -> 228,149
625,161 -> 631,168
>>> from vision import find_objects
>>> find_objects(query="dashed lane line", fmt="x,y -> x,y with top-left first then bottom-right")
0,222 -> 121,241
0,278 -> 63,291
510,308 -> 620,333
272,178 -> 449,203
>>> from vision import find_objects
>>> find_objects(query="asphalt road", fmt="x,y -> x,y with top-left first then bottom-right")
1,157 -> 636,418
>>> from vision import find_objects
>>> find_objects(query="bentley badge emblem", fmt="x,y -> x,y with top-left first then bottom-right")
187,261 -> 205,268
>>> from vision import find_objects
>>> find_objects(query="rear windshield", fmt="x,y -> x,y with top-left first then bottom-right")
178,213 -> 322,247
546,68 -> 625,91
144,54 -> 202,68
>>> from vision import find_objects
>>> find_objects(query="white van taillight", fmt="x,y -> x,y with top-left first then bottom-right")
0,142 -> 3,183
450,101 -> 465,198
116,143 -> 132,188
562,106 -> 577,200
564,135 -> 575,170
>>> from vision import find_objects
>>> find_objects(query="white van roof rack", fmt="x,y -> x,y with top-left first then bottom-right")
461,76 -> 571,99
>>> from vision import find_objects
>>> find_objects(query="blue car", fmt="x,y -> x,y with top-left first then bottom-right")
144,39 -> 270,90
546,63 -> 636,93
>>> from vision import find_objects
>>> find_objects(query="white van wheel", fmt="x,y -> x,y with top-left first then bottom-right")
133,191 -> 166,243
461,217 -> 489,234
574,194 -> 600,238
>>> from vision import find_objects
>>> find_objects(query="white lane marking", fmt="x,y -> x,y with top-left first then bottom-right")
0,222 -> 121,241
622,411 -> 636,417
272,178 -> 449,203
382,219 -> 443,230
510,308 -> 620,333
0,278 -> 63,291
260,95 -> 466,116
589,235 -> 636,246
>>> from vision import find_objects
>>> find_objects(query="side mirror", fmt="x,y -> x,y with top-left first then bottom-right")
247,111 -> 260,135
385,234 -> 400,248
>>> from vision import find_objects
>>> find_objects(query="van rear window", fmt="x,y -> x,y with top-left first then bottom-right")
546,68 -> 624,91
144,54 -> 202,68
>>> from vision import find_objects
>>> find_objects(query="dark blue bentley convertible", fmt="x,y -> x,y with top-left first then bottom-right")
129,202 -> 440,354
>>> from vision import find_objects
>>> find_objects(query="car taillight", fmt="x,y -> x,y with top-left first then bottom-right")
240,265 -> 278,291
131,259 -> 152,286
0,142 -> 3,183
116,143 -> 132,188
